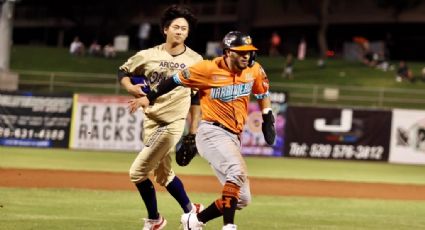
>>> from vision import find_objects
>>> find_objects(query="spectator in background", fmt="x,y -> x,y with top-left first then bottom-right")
385,33 -> 395,61
138,22 -> 151,50
396,61 -> 414,83
269,31 -> 281,56
297,37 -> 307,60
361,42 -> 378,67
282,53 -> 294,79
421,67 -> 425,82
353,36 -> 377,67
375,51 -> 389,72
69,36 -> 85,56
103,43 -> 116,58
88,40 -> 102,56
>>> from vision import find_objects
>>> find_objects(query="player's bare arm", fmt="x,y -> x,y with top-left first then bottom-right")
188,105 -> 201,134
128,97 -> 146,114
257,97 -> 272,111
117,70 -> 145,98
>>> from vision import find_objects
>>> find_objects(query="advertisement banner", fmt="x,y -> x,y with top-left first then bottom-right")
390,109 -> 425,165
241,92 -> 287,156
284,106 -> 391,161
0,91 -> 73,148
69,94 -> 144,151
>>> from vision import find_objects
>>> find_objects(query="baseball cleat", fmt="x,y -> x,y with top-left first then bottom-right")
142,214 -> 167,230
222,223 -> 237,230
181,213 -> 204,230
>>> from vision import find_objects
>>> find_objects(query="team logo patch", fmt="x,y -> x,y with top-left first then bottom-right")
182,68 -> 191,79
243,36 -> 252,45
224,34 -> 237,47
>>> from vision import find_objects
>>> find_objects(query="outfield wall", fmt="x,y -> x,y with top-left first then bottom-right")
69,94 -> 144,151
1,91 -> 424,165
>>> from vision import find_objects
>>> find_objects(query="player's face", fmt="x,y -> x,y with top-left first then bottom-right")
164,18 -> 189,45
228,50 -> 251,71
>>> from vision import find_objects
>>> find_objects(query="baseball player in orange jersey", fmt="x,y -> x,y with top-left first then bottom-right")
129,31 -> 276,230
117,5 -> 204,230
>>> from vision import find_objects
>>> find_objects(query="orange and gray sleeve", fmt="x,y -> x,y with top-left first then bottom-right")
173,61 -> 212,90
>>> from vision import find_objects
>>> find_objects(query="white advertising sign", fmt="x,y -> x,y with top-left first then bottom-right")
69,94 -> 144,151
390,109 -> 425,164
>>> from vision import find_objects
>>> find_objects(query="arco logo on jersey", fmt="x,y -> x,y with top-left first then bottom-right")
159,61 -> 186,70
210,82 -> 253,102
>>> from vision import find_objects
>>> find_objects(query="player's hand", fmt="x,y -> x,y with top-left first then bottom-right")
127,84 -> 147,98
128,97 -> 150,113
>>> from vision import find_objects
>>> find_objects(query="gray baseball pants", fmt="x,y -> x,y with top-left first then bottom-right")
195,121 -> 252,209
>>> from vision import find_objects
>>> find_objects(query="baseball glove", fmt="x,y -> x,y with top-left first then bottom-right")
175,134 -> 197,166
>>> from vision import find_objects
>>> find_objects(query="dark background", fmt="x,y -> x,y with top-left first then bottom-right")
7,0 -> 425,60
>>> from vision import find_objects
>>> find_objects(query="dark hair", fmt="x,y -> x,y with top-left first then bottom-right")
160,5 -> 197,35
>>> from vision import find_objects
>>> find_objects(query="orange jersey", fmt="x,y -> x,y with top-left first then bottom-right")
174,57 -> 270,134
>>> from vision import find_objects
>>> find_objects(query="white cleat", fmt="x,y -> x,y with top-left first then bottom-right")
142,214 -> 167,230
222,224 -> 237,230
181,213 -> 205,230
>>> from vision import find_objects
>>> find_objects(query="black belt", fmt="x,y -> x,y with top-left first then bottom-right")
212,122 -> 239,135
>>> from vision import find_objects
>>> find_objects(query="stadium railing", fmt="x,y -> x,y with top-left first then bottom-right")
15,70 -> 425,109
271,82 -> 425,109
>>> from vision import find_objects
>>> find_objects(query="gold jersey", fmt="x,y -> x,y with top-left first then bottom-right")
120,44 -> 202,123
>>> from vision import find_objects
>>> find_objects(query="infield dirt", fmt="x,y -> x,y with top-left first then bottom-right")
1,168 -> 425,200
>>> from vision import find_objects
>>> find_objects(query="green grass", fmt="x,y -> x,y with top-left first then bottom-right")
257,57 -> 425,88
10,46 -> 134,74
1,148 -> 425,229
10,45 -> 425,108
11,45 -> 425,88
2,147 -> 425,185
1,188 -> 424,230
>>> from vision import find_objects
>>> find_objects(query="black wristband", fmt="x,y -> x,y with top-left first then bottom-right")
117,69 -> 129,82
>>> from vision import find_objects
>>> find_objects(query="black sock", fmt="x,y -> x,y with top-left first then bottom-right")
166,176 -> 191,213
135,179 -> 158,219
221,196 -> 238,225
197,201 -> 223,223
221,181 -> 240,225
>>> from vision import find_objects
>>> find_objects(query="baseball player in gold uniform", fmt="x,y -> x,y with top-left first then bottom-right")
117,5 -> 203,230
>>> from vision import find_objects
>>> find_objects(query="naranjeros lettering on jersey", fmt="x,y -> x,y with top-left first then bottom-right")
175,57 -> 270,133
211,82 -> 253,102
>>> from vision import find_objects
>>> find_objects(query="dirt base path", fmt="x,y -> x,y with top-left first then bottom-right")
1,168 -> 425,200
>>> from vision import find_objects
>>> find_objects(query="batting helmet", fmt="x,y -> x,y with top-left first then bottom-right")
222,31 -> 258,51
